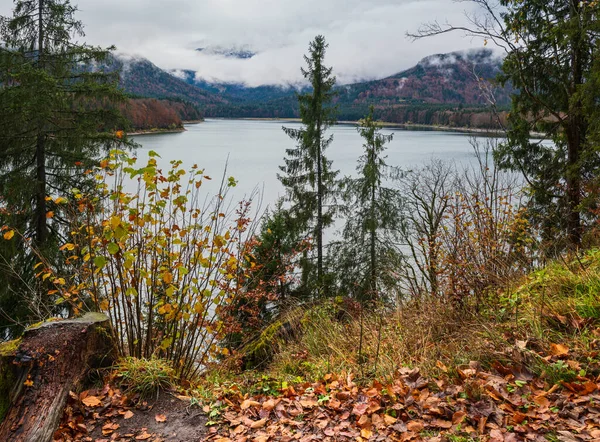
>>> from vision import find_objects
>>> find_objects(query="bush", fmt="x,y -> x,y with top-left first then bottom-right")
31,150 -> 258,379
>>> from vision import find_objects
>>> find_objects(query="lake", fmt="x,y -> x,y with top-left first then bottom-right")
131,119 -> 485,215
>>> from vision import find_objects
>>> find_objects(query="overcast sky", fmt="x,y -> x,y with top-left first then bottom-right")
1,0 -> 486,87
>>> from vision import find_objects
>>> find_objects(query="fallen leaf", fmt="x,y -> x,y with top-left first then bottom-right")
241,399 -> 261,410
155,414 -> 167,423
82,396 -> 102,407
250,418 -> 267,429
135,431 -> 153,440
407,421 -> 424,432
550,343 -> 569,357
123,410 -> 134,419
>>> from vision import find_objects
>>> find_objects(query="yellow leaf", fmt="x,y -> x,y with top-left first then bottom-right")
163,272 -> 173,284
3,230 -> 14,240
110,216 -> 121,230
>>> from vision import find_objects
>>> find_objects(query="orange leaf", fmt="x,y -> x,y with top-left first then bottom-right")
3,230 -> 14,240
155,414 -> 167,423
407,421 -> 424,432
550,343 -> 569,356
46,211 -> 54,219
82,396 -> 102,407
241,399 -> 261,410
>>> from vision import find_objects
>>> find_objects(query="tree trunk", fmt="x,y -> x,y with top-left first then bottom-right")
0,313 -> 113,442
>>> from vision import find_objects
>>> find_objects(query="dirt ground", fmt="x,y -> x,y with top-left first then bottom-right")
55,389 -> 207,442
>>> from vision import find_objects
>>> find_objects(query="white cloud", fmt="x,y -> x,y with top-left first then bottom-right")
1,0 -> 487,86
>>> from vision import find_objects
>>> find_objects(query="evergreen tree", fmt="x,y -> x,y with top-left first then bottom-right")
410,0 -> 600,250
332,107 -> 403,303
278,35 -> 338,297
0,0 -> 128,332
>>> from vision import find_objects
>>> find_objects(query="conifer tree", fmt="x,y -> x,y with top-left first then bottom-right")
410,0 -> 600,250
332,107 -> 403,303
0,0 -> 128,332
278,35 -> 338,296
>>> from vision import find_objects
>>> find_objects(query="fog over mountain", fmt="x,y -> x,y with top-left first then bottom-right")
0,0 -> 489,87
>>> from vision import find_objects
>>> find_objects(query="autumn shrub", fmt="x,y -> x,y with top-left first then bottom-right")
24,149 -> 264,379
401,139 -> 535,309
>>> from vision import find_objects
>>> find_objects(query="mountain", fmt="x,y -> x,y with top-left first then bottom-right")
337,49 -> 510,107
112,55 -> 227,106
171,69 -> 302,103
112,49 -> 510,129
195,45 -> 256,59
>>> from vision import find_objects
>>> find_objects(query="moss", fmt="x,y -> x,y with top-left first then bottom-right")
0,338 -> 20,357
243,320 -> 285,368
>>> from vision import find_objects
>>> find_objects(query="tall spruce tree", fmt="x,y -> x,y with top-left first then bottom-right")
0,0 -> 128,333
410,0 -> 600,251
332,107 -> 403,303
278,35 -> 338,297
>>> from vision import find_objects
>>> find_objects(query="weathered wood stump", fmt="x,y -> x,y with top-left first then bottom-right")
0,313 -> 114,442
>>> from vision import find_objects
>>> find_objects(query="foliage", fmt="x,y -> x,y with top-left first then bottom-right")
19,150 -> 256,379
495,1 -> 600,249
278,35 -> 339,297
400,139 -> 533,308
411,0 -> 600,248
331,107 -> 404,303
122,98 -> 203,132
0,0 -> 129,334
221,205 -> 306,354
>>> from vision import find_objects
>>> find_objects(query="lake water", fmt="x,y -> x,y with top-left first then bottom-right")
131,119 -> 484,215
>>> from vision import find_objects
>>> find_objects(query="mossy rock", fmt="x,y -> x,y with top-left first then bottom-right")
242,308 -> 304,369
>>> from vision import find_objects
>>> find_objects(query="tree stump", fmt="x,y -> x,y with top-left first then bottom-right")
0,313 -> 114,442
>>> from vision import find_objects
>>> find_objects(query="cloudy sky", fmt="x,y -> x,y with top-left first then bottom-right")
1,0 -> 486,87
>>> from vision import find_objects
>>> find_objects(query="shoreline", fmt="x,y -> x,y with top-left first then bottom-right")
129,120 -> 203,136
223,117 -> 507,136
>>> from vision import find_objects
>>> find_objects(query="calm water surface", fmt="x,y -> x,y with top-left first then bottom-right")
132,119 -> 484,213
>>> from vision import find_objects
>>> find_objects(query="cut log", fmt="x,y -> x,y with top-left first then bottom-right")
0,313 -> 114,442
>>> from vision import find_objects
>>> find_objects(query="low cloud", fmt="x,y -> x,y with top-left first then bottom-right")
1,0 -> 486,86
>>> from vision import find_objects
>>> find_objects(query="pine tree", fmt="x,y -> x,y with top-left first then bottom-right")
0,0 -> 128,332
332,107 -> 403,303
278,35 -> 338,297
410,0 -> 600,250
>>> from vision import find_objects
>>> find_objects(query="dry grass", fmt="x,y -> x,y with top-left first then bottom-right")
262,249 -> 600,384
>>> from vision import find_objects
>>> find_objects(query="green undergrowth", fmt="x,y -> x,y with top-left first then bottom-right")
193,249 -> 600,401
113,357 -> 175,398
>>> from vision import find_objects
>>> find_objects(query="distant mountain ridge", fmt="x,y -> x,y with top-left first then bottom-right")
337,49 -> 510,107
195,46 -> 256,59
113,48 -> 510,129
